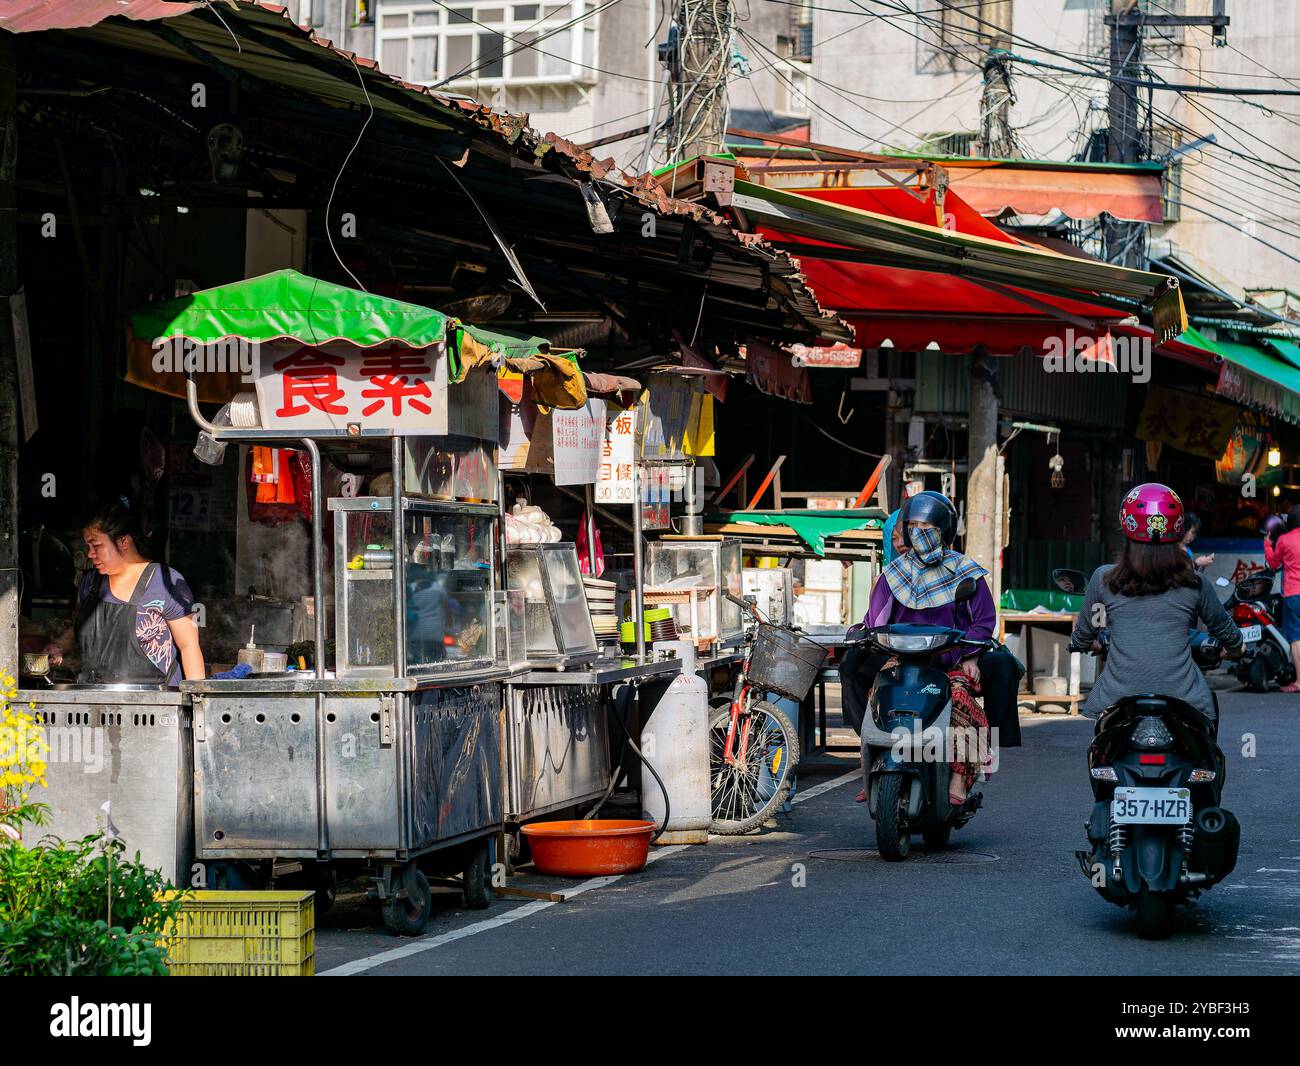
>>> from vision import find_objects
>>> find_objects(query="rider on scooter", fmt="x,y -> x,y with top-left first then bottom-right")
842,490 -> 1023,804
1070,484 -> 1243,729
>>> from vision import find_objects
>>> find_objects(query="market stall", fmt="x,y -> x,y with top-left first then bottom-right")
23,272 -> 515,935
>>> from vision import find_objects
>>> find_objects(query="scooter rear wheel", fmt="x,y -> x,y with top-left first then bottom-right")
1134,885 -> 1173,940
875,774 -> 910,861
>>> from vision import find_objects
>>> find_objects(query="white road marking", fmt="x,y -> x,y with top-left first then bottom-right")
319,770 -> 859,975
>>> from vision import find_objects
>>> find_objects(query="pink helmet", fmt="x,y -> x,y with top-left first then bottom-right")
1120,483 -> 1185,544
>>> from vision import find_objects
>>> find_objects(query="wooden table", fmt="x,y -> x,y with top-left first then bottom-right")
998,610 -> 1084,715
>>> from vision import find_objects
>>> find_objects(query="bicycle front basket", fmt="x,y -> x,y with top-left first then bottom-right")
747,625 -> 829,702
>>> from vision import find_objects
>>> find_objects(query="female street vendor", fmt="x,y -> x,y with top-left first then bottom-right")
75,498 -> 204,685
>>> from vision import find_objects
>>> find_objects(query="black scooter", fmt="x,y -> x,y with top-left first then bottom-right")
1052,568 -> 1241,939
853,578 -> 991,860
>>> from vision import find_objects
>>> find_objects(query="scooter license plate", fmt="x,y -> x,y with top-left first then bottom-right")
1111,787 -> 1192,825
1239,624 -> 1262,643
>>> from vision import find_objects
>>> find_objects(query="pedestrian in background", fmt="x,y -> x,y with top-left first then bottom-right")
1263,506 -> 1300,693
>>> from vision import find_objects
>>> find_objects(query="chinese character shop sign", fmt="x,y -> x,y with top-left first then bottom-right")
595,407 -> 636,503
253,341 -> 453,434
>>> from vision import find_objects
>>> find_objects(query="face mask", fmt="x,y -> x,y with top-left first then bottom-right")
908,525 -> 945,564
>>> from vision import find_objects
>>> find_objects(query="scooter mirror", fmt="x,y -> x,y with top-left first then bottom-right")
1051,568 -> 1088,595
954,576 -> 979,603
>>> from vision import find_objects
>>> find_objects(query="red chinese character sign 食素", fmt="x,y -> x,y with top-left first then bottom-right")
253,341 -> 451,434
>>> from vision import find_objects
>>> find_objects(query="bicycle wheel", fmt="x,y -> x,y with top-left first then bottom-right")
709,700 -> 800,835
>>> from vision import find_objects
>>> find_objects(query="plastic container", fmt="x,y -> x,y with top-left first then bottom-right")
156,891 -> 314,976
521,819 -> 656,876
641,641 -> 710,844
748,625 -> 829,702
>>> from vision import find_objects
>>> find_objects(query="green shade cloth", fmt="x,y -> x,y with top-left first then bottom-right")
457,324 -> 553,360
1183,325 -> 1300,423
129,269 -> 452,348
1264,337 -> 1300,372
1000,589 -> 1083,613
714,508 -> 886,556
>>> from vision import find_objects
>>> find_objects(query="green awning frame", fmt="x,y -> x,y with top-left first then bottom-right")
129,269 -> 453,349
1182,326 -> 1300,424
712,508 -> 886,556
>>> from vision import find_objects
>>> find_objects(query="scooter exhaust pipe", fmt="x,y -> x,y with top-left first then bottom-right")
1192,806 -> 1240,881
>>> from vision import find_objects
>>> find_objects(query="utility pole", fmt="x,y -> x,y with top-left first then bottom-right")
978,50 -> 1016,159
1104,0 -> 1143,266
673,0 -> 732,162
0,33 -> 17,685
1104,1 -> 1230,265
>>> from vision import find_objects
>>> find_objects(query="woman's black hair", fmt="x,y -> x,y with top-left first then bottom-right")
1184,512 -> 1202,538
81,497 -> 152,558
1106,539 -> 1200,597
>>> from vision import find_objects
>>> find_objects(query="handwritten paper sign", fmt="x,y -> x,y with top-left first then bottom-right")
551,399 -> 605,486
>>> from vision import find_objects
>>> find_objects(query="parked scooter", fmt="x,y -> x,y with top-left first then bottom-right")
852,577 -> 991,860
1052,568 -> 1241,940
1220,570 -> 1295,692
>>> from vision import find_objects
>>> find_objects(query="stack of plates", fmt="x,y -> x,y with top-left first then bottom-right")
647,607 -> 679,643
584,577 -> 619,642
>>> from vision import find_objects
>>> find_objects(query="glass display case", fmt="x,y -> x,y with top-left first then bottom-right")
331,497 -> 498,677
506,544 -> 598,665
646,536 -> 744,646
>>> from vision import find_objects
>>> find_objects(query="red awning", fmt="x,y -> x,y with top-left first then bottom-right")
942,162 -> 1165,224
752,185 -> 1135,357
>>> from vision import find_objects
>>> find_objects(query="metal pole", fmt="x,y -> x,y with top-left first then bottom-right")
391,436 -> 406,679
301,439 -> 326,679
584,483 -> 597,576
632,461 -> 645,660
676,0 -> 732,162
966,351 -> 999,577
0,35 -> 19,685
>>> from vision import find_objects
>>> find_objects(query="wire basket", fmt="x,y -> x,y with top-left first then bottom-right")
747,624 -> 829,702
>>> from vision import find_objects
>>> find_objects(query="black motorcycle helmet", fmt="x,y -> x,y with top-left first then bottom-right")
901,490 -> 959,547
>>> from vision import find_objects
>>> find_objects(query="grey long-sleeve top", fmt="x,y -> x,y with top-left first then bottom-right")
1069,565 -> 1242,721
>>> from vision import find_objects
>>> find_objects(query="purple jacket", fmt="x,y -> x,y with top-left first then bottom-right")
855,575 -> 997,668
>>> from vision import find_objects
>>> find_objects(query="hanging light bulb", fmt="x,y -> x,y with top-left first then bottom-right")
1273,485 -> 1282,497
1050,452 -> 1065,489
1268,444 -> 1281,467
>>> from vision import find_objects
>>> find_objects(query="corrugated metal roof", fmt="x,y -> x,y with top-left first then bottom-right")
0,0 -> 197,32
5,0 -> 852,344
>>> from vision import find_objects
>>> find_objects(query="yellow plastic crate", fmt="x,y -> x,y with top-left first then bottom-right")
157,891 -> 315,976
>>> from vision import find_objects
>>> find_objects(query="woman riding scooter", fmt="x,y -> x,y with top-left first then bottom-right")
1070,484 -> 1243,727
842,490 -> 1023,805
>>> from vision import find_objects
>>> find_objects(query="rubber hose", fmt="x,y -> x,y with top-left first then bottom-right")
587,681 -> 672,843
583,681 -> 636,819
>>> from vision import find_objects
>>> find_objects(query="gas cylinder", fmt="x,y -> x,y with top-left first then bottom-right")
641,640 -> 711,845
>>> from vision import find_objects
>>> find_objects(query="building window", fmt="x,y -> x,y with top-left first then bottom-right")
923,131 -> 980,158
935,0 -> 1013,54
377,1 -> 597,86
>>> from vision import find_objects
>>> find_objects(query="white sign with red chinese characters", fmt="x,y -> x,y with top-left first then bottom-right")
595,407 -> 637,503
252,341 -> 451,435
551,399 -> 605,486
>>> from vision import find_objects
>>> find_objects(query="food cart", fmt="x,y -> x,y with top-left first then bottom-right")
24,271 -> 520,936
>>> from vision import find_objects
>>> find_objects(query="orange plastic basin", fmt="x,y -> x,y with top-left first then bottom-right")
520,819 -> 657,877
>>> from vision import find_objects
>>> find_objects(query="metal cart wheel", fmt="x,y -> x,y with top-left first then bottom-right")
462,839 -> 493,911
381,864 -> 432,936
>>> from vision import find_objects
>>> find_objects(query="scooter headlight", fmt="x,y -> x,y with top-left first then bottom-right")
873,629 -> 955,653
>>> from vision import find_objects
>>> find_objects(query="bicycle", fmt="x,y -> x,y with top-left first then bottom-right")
709,592 -> 830,834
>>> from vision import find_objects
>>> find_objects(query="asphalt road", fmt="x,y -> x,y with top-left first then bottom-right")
315,687 -> 1300,976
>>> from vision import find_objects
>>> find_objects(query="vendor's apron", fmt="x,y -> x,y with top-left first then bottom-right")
76,563 -> 165,684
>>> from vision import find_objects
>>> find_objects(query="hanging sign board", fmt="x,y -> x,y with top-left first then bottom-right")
595,406 -> 636,504
552,398 -> 605,486
789,342 -> 863,369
